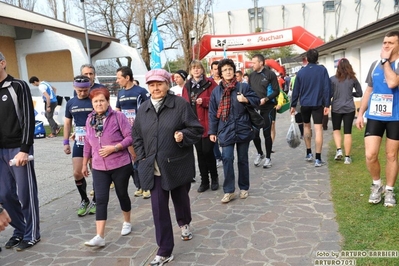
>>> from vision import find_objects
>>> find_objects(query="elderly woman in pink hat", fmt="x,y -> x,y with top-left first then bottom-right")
132,69 -> 203,266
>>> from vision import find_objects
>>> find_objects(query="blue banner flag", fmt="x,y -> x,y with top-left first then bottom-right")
150,18 -> 164,69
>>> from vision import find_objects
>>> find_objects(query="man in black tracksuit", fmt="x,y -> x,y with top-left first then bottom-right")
249,54 -> 280,169
0,52 -> 41,251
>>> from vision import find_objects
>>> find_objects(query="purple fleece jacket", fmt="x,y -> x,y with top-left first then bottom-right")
83,107 -> 132,171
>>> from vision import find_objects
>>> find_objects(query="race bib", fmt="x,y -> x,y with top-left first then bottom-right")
369,93 -> 393,117
122,109 -> 136,126
75,126 -> 86,146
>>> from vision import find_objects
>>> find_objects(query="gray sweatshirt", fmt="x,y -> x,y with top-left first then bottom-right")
330,76 -> 363,113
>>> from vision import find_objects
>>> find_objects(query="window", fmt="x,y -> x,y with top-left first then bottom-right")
324,1 -> 335,12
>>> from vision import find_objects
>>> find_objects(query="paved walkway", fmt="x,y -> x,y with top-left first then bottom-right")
0,113 -> 341,266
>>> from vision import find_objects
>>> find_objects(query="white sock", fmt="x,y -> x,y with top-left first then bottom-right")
373,179 -> 382,187
385,185 -> 394,191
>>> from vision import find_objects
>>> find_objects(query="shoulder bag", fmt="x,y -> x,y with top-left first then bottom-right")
239,83 -> 265,130
277,89 -> 290,114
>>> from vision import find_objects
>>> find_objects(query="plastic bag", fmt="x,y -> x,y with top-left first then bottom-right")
286,115 -> 301,148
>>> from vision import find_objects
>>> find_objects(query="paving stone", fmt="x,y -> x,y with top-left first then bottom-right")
0,115 -> 341,265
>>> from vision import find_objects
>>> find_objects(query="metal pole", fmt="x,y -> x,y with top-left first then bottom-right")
163,50 -> 171,73
81,0 -> 91,63
254,0 -> 258,30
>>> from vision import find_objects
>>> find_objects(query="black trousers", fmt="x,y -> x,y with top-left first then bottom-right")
195,137 -> 218,185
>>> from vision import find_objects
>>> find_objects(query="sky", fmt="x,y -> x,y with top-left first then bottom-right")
213,0 -> 320,12
31,0 -> 322,62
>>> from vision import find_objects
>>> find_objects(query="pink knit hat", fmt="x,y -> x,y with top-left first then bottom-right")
145,69 -> 171,84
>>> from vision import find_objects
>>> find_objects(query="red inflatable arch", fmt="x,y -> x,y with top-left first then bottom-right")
194,26 -> 324,60
265,59 -> 286,76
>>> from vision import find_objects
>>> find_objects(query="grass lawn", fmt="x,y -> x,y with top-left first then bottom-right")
328,126 -> 399,265
44,125 -> 64,137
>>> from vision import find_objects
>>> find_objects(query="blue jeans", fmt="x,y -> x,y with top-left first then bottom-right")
221,141 -> 250,193
213,142 -> 222,160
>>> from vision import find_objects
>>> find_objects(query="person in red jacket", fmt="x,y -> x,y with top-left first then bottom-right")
183,60 -> 219,192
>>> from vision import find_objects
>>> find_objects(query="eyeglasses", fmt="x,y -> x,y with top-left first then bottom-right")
74,78 -> 90,83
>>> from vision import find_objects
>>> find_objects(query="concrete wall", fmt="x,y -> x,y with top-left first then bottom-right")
0,36 -> 19,78
26,50 -> 73,82
13,29 -> 149,98
16,29 -> 90,97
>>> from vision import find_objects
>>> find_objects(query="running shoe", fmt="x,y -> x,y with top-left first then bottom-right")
254,154 -> 265,166
5,236 -> 22,249
149,255 -> 174,266
384,189 -> 396,207
221,193 -> 235,203
134,188 -> 143,197
143,190 -> 151,199
15,239 -> 40,251
88,202 -> 96,215
369,184 -> 383,204
77,200 -> 90,217
84,235 -> 105,247
121,222 -> 132,236
180,224 -> 193,241
263,158 -> 272,168
344,157 -> 352,164
239,190 -> 248,199
334,149 -> 343,160
314,159 -> 326,167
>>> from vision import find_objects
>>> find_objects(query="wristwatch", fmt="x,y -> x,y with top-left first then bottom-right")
381,58 -> 389,65
0,205 -> 4,214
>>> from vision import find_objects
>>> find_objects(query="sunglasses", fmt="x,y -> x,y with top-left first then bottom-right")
74,78 -> 90,83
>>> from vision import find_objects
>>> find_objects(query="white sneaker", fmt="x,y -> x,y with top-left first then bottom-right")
344,157 -> 352,164
121,222 -> 132,236
142,190 -> 151,199
221,193 -> 235,203
84,235 -> 105,247
180,224 -> 193,241
134,188 -> 143,197
384,189 -> 396,207
239,190 -> 249,199
254,154 -> 265,166
334,149 -> 343,160
263,158 -> 272,168
149,254 -> 174,266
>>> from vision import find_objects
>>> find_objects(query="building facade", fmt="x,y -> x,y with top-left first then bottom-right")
205,0 -> 398,75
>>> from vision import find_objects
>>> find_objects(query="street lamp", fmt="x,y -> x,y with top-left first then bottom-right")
80,0 -> 91,63
189,30 -> 196,60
